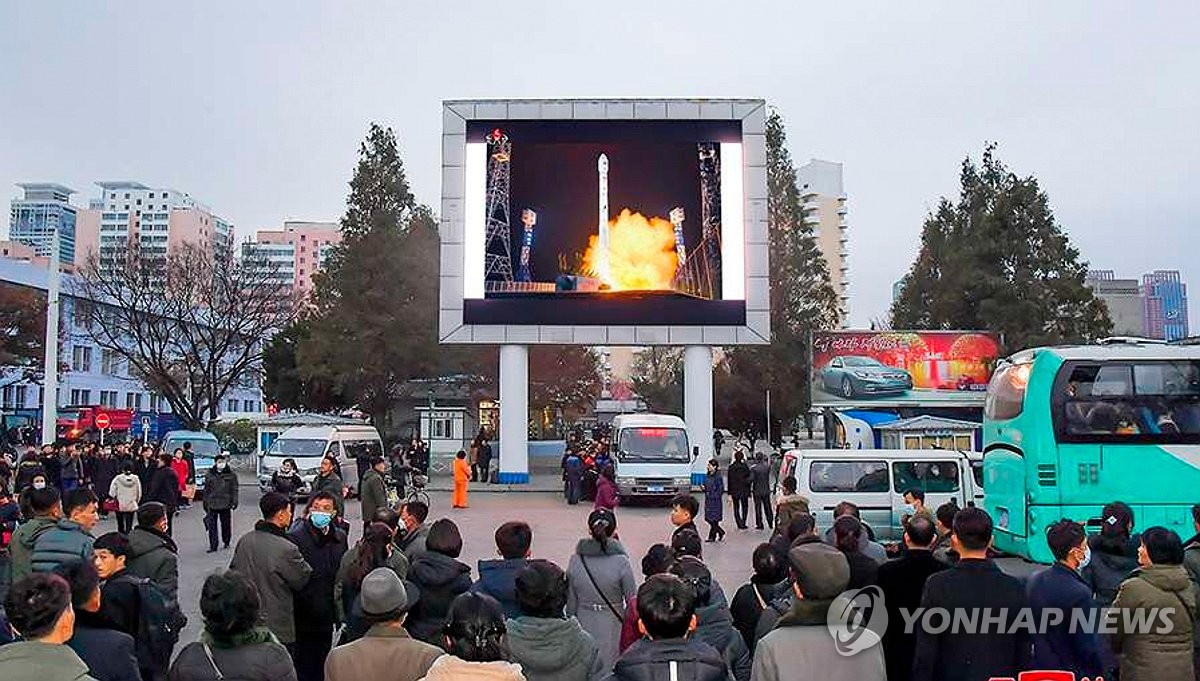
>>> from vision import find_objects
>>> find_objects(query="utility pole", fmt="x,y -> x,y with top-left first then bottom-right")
40,227 -> 61,444
765,389 -> 771,452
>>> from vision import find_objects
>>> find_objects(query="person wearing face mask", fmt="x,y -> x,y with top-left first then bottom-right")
1025,519 -> 1105,681
202,453 -> 240,553
287,492 -> 348,681
231,492 -> 313,653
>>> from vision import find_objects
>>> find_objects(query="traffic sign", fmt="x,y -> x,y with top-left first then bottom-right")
94,413 -> 111,430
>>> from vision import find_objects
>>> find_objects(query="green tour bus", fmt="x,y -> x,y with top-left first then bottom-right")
983,339 -> 1200,563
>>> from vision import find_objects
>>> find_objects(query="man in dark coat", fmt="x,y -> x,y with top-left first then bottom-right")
358,456 -> 389,530
876,515 -> 947,681
142,455 -> 179,536
312,455 -> 345,518
470,521 -> 531,618
54,558 -> 142,681
287,491 -> 348,681
750,453 -> 772,531
670,558 -> 750,681
1026,519 -> 1104,680
726,450 -> 751,530
230,492 -> 313,650
608,574 -> 727,681
477,439 -> 493,484
201,453 -> 239,552
124,502 -> 179,601
562,448 -> 584,505
912,507 -> 1032,681
91,449 -> 119,519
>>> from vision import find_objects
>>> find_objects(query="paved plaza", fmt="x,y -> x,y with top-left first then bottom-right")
135,482 -> 770,646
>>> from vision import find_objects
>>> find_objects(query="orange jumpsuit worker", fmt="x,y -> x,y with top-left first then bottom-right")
452,449 -> 471,508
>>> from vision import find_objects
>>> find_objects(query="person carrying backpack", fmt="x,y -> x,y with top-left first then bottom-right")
93,532 -> 187,681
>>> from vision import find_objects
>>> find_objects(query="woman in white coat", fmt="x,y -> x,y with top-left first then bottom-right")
109,462 -> 142,534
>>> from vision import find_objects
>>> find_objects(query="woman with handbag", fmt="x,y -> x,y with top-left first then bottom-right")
566,508 -> 636,672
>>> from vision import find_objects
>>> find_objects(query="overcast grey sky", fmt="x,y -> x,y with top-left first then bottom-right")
2,1 -> 1197,328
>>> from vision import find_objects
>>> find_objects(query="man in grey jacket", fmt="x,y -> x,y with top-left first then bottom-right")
753,542 -> 886,681
230,492 -> 312,650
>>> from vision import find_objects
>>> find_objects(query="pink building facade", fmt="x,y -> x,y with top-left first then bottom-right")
242,221 -> 341,299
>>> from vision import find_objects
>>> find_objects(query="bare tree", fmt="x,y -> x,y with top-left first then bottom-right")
72,242 -> 297,429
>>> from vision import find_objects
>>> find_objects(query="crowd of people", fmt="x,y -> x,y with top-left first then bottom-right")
2,438 -> 1200,681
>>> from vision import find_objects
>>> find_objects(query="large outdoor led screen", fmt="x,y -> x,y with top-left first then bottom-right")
461,119 -> 746,326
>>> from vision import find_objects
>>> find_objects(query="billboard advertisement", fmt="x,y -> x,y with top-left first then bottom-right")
811,331 -> 1002,408
439,99 -> 770,346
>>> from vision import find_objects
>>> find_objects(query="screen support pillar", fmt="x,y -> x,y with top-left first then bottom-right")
684,345 -> 714,486
498,344 -> 529,484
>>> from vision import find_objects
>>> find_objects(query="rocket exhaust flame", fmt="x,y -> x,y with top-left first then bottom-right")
583,208 -> 679,291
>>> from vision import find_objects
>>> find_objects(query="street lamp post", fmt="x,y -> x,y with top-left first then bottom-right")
40,226 -> 61,444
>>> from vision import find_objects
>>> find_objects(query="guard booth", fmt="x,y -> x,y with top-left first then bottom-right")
875,415 -> 981,451
416,406 -> 475,457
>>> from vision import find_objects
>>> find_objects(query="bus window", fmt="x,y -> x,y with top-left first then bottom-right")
893,461 -> 960,493
809,461 -> 889,493
1055,361 -> 1200,442
985,363 -> 1030,420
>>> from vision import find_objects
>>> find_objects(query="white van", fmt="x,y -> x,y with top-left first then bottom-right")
609,414 -> 698,499
257,424 -> 383,498
775,448 -> 985,540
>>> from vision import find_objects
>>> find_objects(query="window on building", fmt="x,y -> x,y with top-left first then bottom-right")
1,386 -> 13,409
149,393 -> 160,412
72,346 -> 93,372
432,418 -> 454,439
99,390 -> 118,407
16,385 -> 27,409
243,400 -> 255,412
124,193 -> 129,199
70,389 -> 92,405
125,392 -> 142,410
100,349 -> 122,376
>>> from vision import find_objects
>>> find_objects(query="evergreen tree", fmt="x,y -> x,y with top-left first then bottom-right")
891,143 -> 1111,349
718,110 -> 840,440
300,124 -> 441,431
262,319 -> 344,412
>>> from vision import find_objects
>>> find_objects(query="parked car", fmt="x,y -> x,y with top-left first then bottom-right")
775,448 -> 984,540
820,356 -> 913,399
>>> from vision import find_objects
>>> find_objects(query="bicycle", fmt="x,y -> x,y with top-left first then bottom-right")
392,465 -> 431,507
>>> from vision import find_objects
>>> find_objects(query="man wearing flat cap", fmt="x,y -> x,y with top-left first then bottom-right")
752,542 -> 886,681
325,567 -> 444,681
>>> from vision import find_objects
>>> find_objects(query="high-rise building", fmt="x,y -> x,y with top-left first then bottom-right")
8,183 -> 77,266
75,181 -> 234,278
796,159 -> 849,324
241,221 -> 341,299
1143,270 -> 1189,341
1085,270 -> 1146,337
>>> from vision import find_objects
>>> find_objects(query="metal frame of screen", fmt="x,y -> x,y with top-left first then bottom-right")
438,98 -> 769,346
